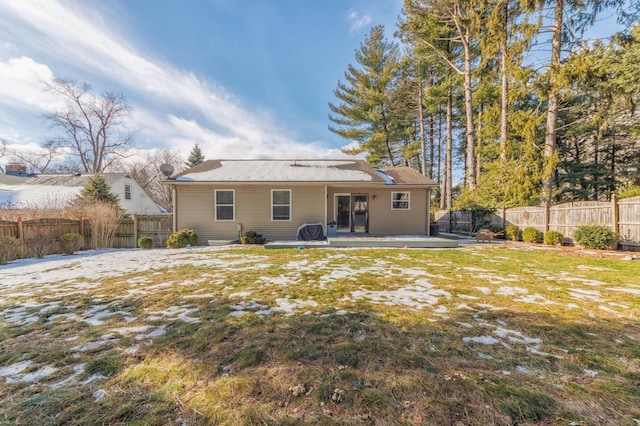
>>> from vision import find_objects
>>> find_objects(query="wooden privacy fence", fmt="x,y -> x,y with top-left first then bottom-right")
435,195 -> 640,250
1,214 -> 173,256
112,214 -> 173,248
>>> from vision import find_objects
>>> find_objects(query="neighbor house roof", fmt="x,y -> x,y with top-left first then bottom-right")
0,173 -> 132,207
172,159 -> 437,187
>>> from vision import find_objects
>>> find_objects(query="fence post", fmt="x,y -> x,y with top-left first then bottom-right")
544,204 -> 550,232
133,214 -> 139,247
17,216 -> 23,241
612,194 -> 619,233
79,218 -> 85,249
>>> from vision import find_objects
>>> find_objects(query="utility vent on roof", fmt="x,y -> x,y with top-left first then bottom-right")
374,168 -> 395,185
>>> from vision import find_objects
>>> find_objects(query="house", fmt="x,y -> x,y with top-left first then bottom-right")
165,159 -> 438,243
0,167 -> 163,215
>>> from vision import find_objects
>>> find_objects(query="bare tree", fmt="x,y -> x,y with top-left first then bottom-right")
112,149 -> 183,210
44,78 -> 134,173
6,141 -> 64,173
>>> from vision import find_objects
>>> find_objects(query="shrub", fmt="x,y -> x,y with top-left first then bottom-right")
0,236 -> 22,265
241,230 -> 266,245
69,201 -> 123,249
167,229 -> 198,248
58,233 -> 83,255
489,224 -> 504,236
573,224 -> 620,250
28,230 -> 56,258
543,230 -> 564,246
137,237 -> 153,249
522,227 -> 542,243
506,225 -> 519,241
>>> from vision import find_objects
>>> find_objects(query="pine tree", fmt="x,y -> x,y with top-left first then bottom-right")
185,143 -> 205,169
75,174 -> 120,207
328,25 -> 402,166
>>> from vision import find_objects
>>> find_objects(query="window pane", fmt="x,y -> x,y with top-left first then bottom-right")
273,205 -> 290,220
216,190 -> 233,205
273,190 -> 290,205
217,206 -> 233,220
392,192 -> 409,209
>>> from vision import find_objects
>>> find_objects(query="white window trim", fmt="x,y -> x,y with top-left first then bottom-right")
391,191 -> 410,210
271,189 -> 292,221
124,184 -> 131,200
215,189 -> 235,221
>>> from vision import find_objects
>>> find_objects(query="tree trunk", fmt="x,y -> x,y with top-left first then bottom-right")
445,86 -> 454,210
429,112 -> 435,179
463,27 -> 477,190
417,80 -> 427,176
500,0 -> 509,162
542,0 -> 563,207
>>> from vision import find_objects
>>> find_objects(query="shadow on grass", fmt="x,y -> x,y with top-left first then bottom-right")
4,296 -> 638,426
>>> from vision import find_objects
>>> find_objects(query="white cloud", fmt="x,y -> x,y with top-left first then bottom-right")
0,57 -> 58,111
0,0 -> 336,160
346,9 -> 372,34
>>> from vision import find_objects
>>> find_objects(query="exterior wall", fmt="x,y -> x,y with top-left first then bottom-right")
175,184 -> 326,242
327,186 -> 429,236
112,177 -> 162,215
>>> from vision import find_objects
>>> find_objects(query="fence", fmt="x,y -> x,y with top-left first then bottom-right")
0,214 -> 173,257
435,195 -> 640,251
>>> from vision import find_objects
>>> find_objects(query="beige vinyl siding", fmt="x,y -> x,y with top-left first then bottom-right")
327,186 -> 429,236
176,184 -> 325,242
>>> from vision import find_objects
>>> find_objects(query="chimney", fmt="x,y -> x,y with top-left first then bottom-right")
6,163 -> 27,176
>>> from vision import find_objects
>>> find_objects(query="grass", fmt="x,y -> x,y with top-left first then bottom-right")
0,245 -> 639,425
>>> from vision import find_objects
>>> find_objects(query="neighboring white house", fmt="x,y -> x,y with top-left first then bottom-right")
0,169 -> 162,215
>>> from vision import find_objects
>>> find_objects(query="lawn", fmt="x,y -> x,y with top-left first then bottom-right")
0,244 -> 639,425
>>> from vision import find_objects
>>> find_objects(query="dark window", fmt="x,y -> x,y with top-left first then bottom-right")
272,190 -> 291,221
215,190 -> 235,221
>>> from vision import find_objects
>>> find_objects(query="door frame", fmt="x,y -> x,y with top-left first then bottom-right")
334,193 -> 369,233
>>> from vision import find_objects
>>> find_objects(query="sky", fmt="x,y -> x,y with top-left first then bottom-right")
0,0 -> 403,165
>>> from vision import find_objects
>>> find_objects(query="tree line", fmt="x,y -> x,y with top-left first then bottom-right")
328,0 -> 640,210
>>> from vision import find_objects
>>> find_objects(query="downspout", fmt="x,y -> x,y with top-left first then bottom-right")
324,185 -> 328,237
172,185 -> 177,233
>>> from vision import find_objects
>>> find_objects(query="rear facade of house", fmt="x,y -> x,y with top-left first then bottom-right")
167,160 -> 437,243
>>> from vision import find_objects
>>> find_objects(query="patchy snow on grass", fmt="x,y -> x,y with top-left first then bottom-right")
349,279 -> 451,310
273,297 -> 318,316
2,361 -> 58,384
146,306 -> 201,323
463,335 -> 500,345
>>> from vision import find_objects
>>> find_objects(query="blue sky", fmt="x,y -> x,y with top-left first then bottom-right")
0,0 -> 402,162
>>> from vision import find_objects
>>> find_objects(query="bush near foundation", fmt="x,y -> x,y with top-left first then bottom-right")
167,229 -> 198,248
241,231 -> 266,245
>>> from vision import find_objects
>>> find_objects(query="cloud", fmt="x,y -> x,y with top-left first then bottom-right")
0,1 -> 337,160
0,57 -> 57,111
346,9 -> 372,34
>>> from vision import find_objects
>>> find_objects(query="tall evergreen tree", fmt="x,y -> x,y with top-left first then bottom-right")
329,25 -> 402,166
185,143 -> 205,169
539,0 -> 637,208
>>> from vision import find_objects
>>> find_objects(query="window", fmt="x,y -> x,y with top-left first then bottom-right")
215,190 -> 235,221
272,189 -> 291,221
124,184 -> 131,200
391,192 -> 410,210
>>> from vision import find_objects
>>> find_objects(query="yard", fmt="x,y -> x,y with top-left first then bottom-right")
0,244 -> 639,425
